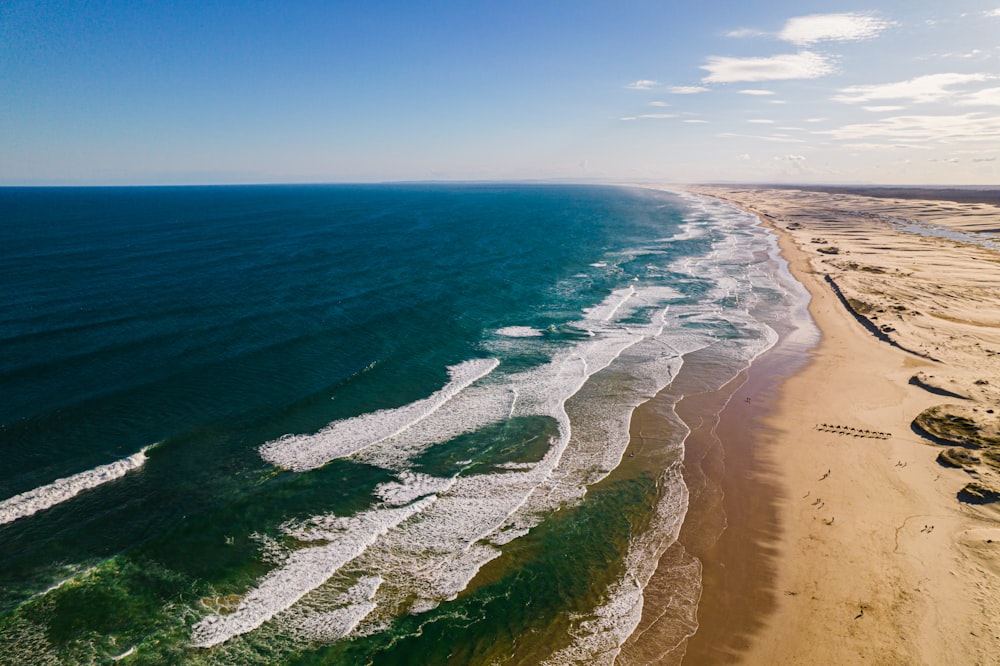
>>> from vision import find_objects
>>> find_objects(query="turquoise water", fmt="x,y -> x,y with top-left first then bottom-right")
0,184 -> 797,664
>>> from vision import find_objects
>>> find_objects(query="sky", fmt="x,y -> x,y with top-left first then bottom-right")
2,0 -> 1000,185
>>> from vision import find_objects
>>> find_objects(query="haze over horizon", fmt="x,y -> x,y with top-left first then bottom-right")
3,1 -> 1000,186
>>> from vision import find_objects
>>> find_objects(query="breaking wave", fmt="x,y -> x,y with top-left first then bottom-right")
0,447 -> 150,527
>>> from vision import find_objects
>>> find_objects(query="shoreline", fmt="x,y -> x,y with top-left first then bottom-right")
618,190 -> 818,664
672,186 -> 1000,664
677,318 -> 813,664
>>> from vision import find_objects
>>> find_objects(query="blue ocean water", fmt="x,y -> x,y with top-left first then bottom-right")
0,184 -> 802,664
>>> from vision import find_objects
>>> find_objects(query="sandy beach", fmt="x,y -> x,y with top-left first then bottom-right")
670,186 -> 1000,664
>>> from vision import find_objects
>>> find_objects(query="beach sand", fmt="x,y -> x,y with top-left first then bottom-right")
631,186 -> 1000,664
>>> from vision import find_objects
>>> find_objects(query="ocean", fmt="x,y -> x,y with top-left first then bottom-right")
0,184 -> 806,664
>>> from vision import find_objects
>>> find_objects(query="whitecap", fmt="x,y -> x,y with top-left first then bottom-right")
495,326 -> 544,338
259,358 -> 499,472
191,495 -> 436,648
0,447 -> 151,527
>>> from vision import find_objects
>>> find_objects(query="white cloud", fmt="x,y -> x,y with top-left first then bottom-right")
833,73 -> 994,104
648,101 -> 671,107
779,13 -> 891,46
782,154 -> 807,161
669,85 -> 710,94
957,87 -> 1000,106
748,119 -> 775,124
986,9 -> 1000,17
739,89 -> 776,95
718,132 -> 805,143
821,113 -> 1000,142
973,156 -> 997,162
843,142 -> 931,151
727,28 -> 767,38
863,105 -> 905,112
624,114 -> 678,120
843,143 -> 889,150
701,51 -> 834,83
737,153 -> 751,160
683,119 -> 709,124
625,80 -> 660,90
925,49 -> 992,61
805,117 -> 827,123
769,100 -> 787,104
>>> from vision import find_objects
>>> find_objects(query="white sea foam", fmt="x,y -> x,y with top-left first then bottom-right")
0,447 -> 150,527
543,460 -> 694,666
344,383 -> 516,471
259,358 -> 499,472
281,576 -> 382,643
374,471 -> 453,506
217,287 -> 690,644
583,285 -> 636,322
339,296 -> 699,621
541,193 -> 792,664
191,495 -> 436,648
111,646 -> 136,661
495,326 -> 544,338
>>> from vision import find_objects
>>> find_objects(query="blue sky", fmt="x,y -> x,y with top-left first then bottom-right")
2,1 -> 999,185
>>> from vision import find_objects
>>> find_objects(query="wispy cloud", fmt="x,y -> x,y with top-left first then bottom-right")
834,73 -> 994,104
625,80 -> 660,90
934,49 -> 990,60
701,51 -> 834,83
986,9 -> 1000,17
863,105 -> 905,112
781,154 -> 807,161
718,132 -> 806,143
726,12 -> 890,45
748,119 -> 775,124
683,119 -> 709,124
778,13 -> 891,46
821,113 -> 1000,142
668,85 -> 710,94
843,142 -> 931,151
739,89 -> 776,95
727,28 -> 767,39
649,101 -> 671,107
957,87 -> 1000,106
621,113 -> 678,121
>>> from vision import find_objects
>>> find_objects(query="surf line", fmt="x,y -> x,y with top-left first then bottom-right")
259,358 -> 499,473
0,446 -> 152,527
